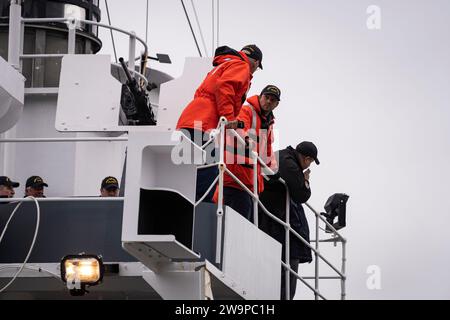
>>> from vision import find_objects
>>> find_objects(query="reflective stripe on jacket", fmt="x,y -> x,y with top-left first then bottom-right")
223,95 -> 276,194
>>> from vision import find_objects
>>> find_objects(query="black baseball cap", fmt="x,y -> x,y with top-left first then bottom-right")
101,176 -> 119,190
0,176 -> 20,188
260,85 -> 281,101
26,176 -> 48,188
296,141 -> 320,165
241,44 -> 263,69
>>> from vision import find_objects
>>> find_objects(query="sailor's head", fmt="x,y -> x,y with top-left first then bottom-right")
100,176 -> 119,197
259,85 -> 281,114
295,141 -> 320,170
25,175 -> 48,198
241,44 -> 263,74
0,176 -> 19,198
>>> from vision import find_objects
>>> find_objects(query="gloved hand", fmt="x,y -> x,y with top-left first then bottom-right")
225,120 -> 240,129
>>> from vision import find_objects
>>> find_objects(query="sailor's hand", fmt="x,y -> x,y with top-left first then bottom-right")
304,169 -> 311,181
226,120 -> 239,129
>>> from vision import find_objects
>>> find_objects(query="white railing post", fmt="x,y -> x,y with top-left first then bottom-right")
215,117 -> 227,264
284,184 -> 290,300
19,15 -> 24,72
341,240 -> 347,300
8,0 -> 22,70
314,211 -> 320,300
252,150 -> 258,226
128,31 -> 136,76
67,18 -> 76,54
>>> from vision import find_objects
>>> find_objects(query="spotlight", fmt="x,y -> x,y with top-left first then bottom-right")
60,254 -> 104,296
321,193 -> 349,233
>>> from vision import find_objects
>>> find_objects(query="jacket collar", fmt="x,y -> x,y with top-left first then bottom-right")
212,49 -> 253,81
287,146 -> 303,170
212,46 -> 251,66
239,52 -> 253,81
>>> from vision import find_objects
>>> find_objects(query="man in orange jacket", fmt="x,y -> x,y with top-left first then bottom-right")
216,85 -> 281,221
177,44 -> 263,202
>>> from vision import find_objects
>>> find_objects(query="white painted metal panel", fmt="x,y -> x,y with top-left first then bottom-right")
222,206 -> 282,300
158,57 -> 213,129
122,130 -> 202,242
122,131 -> 203,263
72,132 -> 126,196
143,269 -> 204,300
123,239 -> 199,262
56,54 -> 122,132
2,96 -> 79,197
0,56 -> 25,133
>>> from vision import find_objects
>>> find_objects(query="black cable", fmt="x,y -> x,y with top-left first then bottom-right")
180,0 -> 202,57
104,0 -> 118,63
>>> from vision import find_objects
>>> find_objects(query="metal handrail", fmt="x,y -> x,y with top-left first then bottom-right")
281,261 -> 326,300
0,197 -> 124,203
256,148 -> 346,240
0,137 -> 128,143
20,17 -> 148,56
245,178 -> 345,278
190,117 -> 347,300
305,203 -> 347,242
4,2 -> 345,300
223,123 -> 346,297
0,124 -> 346,298
194,176 -> 219,207
16,16 -> 149,87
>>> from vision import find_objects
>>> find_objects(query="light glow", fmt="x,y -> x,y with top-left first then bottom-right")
64,258 -> 101,283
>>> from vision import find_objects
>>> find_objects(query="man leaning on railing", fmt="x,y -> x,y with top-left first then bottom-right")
176,44 -> 263,203
213,85 -> 281,221
259,141 -> 320,300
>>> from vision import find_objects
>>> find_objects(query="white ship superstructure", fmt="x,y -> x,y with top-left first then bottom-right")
0,0 -> 347,300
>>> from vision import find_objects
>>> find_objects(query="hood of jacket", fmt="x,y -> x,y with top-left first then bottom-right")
213,46 -> 249,66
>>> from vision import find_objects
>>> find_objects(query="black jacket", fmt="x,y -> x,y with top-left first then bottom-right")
259,146 -> 312,263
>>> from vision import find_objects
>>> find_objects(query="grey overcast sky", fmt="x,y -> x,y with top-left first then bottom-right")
98,0 -> 450,299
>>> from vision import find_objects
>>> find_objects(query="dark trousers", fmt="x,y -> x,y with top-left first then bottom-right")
280,258 -> 300,300
196,166 -> 218,202
180,128 -> 218,203
223,187 -> 253,223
